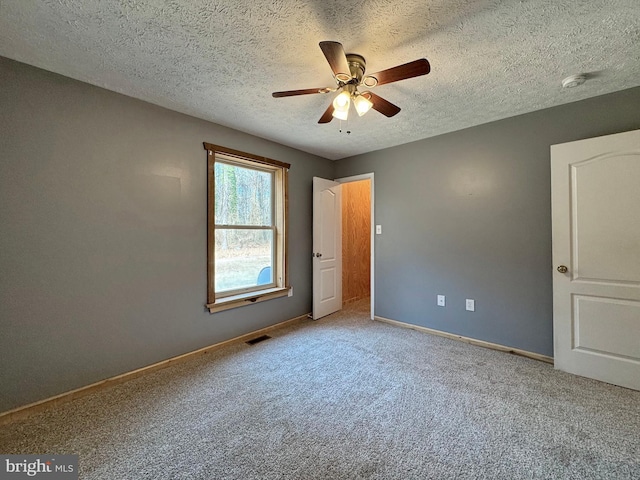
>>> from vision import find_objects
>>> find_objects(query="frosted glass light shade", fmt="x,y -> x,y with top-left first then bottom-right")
332,91 -> 351,120
332,108 -> 349,121
353,94 -> 373,116
333,91 -> 351,108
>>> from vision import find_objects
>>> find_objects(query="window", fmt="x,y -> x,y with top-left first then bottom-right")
204,143 -> 290,313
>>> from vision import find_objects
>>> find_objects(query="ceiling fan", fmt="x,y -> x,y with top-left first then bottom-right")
272,41 -> 430,124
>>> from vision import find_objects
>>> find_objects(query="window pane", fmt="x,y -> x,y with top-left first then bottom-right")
215,162 -> 272,226
215,228 -> 274,293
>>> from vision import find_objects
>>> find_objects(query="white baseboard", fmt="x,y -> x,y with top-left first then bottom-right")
374,315 -> 554,364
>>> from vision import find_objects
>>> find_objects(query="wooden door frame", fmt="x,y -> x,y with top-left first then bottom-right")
336,173 -> 375,320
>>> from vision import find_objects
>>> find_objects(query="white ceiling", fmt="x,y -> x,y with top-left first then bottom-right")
1,0 -> 638,160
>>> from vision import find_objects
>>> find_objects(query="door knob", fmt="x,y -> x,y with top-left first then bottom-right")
314,253 -> 322,258
557,265 -> 568,273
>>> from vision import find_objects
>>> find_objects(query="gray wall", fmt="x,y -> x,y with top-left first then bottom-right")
336,87 -> 640,357
2,53 -> 639,413
0,56 -> 333,412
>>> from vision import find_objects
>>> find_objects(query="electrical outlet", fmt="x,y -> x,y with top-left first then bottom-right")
466,299 -> 475,311
437,295 -> 446,307
288,287 -> 293,297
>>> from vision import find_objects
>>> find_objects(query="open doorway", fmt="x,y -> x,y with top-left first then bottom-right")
337,174 -> 374,319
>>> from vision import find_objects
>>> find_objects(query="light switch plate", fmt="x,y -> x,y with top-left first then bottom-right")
437,295 -> 445,306
376,225 -> 382,235
466,299 -> 475,311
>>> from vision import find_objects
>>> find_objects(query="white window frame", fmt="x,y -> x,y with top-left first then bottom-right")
204,143 -> 290,313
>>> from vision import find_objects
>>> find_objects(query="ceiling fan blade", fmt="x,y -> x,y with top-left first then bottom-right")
272,88 -> 332,98
318,103 -> 335,123
366,58 -> 430,86
364,92 -> 401,117
319,41 -> 351,80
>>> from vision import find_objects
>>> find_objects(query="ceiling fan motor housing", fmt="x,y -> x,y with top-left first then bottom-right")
346,53 -> 366,83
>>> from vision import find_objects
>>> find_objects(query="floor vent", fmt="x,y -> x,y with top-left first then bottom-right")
245,335 -> 271,345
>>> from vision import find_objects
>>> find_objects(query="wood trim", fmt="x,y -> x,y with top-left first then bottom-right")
204,143 -> 290,309
206,288 -> 290,313
203,143 -> 291,170
207,150 -> 215,305
374,315 -> 554,364
283,168 -> 289,288
0,312 -> 310,426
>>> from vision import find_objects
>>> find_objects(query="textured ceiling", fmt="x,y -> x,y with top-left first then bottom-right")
1,0 -> 639,160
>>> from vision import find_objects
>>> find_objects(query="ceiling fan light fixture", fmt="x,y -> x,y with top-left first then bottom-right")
353,93 -> 373,116
272,41 -> 431,124
332,109 -> 349,121
333,90 -> 351,108
332,91 -> 351,120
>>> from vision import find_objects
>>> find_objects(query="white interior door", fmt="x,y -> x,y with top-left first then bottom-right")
551,129 -> 640,391
313,177 -> 342,319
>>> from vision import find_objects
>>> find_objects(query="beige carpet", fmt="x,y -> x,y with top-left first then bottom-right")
1,299 -> 639,479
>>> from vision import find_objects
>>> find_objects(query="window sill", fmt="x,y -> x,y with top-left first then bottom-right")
206,287 -> 291,314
